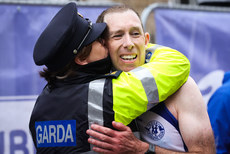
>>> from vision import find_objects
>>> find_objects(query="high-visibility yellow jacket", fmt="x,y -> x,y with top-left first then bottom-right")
112,43 -> 190,125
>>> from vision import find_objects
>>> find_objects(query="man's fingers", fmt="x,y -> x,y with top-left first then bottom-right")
112,121 -> 130,131
86,129 -> 113,143
88,137 -> 113,151
90,124 -> 115,137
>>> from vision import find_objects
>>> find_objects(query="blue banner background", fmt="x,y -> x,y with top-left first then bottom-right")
154,8 -> 230,104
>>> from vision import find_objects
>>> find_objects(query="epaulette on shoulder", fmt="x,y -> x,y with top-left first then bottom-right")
104,70 -> 122,79
145,44 -> 166,63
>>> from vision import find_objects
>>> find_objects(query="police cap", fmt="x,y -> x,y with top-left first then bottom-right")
33,2 -> 106,71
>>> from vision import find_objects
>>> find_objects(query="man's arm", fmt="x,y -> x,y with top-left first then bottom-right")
151,77 -> 215,153
171,77 -> 215,153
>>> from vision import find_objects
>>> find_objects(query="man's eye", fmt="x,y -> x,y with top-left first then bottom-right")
113,34 -> 122,38
132,32 -> 140,36
112,34 -> 122,39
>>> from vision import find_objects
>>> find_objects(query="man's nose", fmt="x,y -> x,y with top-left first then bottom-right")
123,34 -> 134,50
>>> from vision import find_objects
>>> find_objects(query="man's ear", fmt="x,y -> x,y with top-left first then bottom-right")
144,32 -> 150,46
74,57 -> 88,65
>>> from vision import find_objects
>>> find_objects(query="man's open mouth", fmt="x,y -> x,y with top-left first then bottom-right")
120,55 -> 137,60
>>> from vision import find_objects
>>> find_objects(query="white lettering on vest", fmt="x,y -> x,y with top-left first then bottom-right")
36,125 -> 42,144
35,124 -> 74,144
43,125 -> 49,143
49,125 -> 56,143
65,124 -> 74,142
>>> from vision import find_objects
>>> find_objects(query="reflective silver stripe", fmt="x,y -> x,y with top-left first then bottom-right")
130,67 -> 159,107
88,78 -> 105,150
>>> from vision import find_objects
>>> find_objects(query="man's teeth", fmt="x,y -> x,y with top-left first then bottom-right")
121,55 -> 137,60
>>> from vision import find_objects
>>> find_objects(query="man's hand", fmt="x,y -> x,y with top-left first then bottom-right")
86,121 -> 149,154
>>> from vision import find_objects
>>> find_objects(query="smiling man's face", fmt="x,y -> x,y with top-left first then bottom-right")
104,10 -> 149,72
